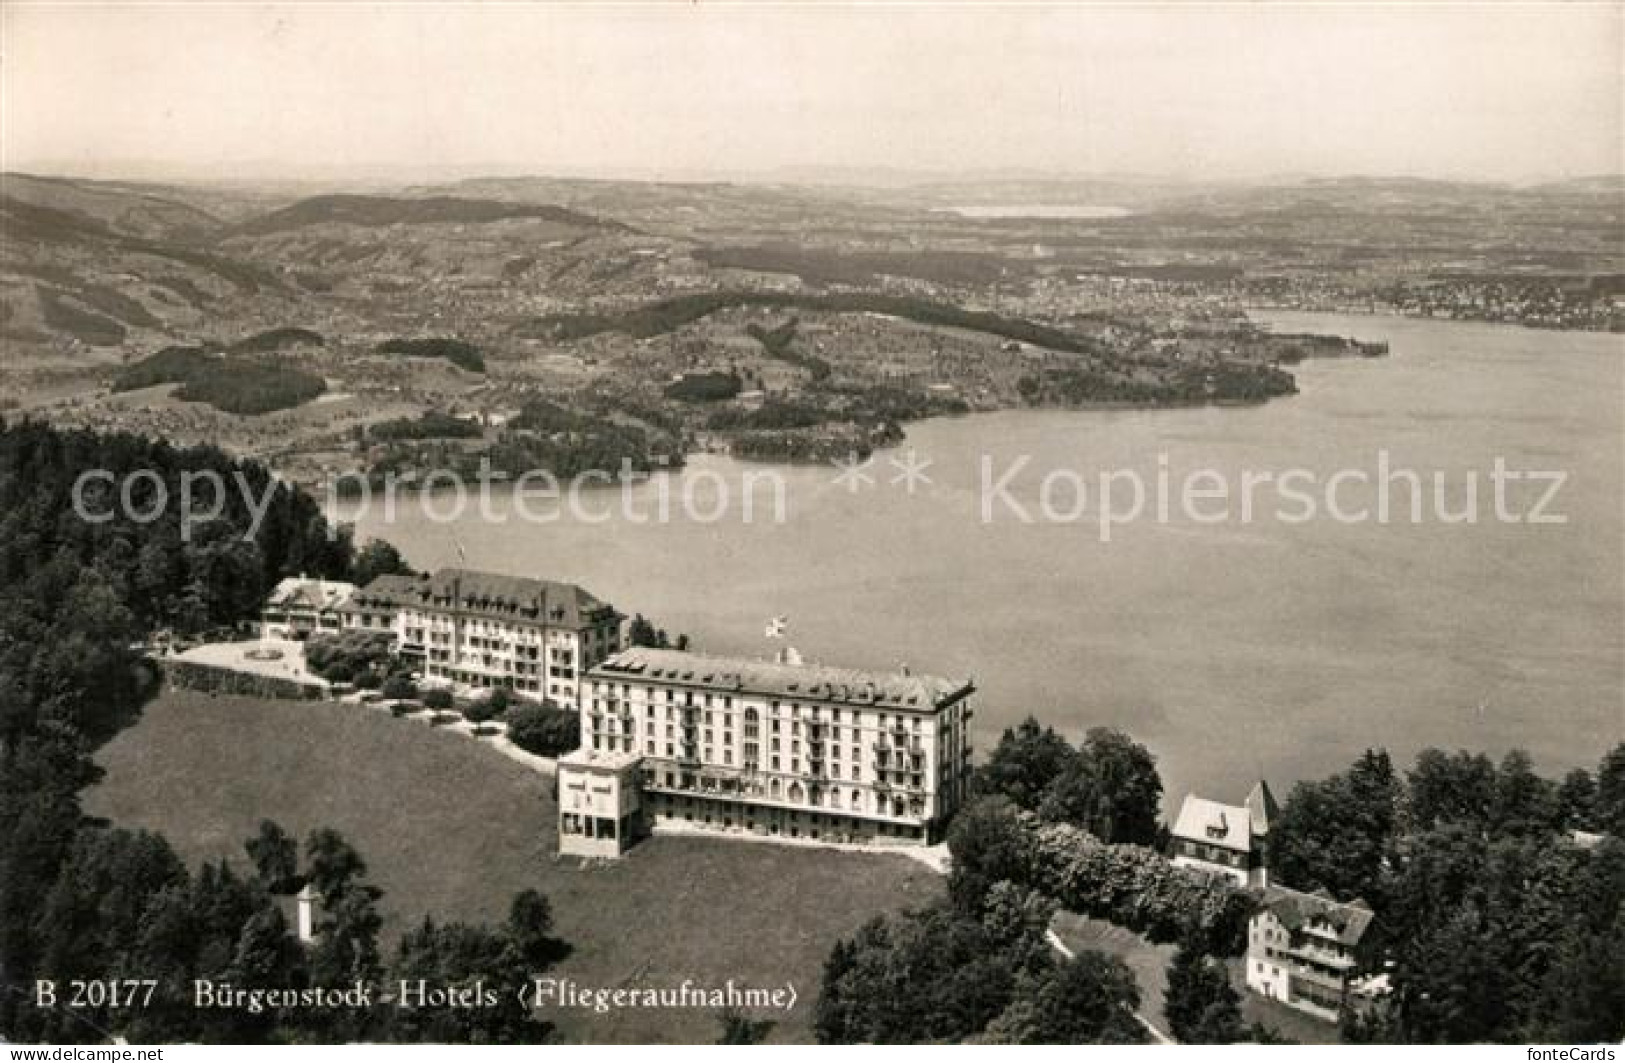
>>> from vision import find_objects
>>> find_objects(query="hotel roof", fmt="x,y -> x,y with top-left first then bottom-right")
559,747 -> 643,772
1259,885 -> 1376,947
340,573 -> 423,612
344,568 -> 616,628
265,576 -> 356,612
1172,794 -> 1254,852
1245,780 -> 1280,835
1172,780 -> 1278,853
588,647 -> 973,713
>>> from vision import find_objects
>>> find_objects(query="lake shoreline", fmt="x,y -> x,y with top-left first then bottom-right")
343,313 -> 1623,808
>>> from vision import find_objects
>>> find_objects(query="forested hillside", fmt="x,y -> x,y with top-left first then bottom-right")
0,422 -> 564,1043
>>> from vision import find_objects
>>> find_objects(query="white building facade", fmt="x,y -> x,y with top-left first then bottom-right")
1246,885 -> 1379,1021
1169,781 -> 1278,887
569,647 -> 975,850
259,577 -> 357,639
557,748 -> 645,858
338,568 -> 622,705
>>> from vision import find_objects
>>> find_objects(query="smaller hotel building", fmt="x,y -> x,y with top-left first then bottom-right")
1247,885 -> 1382,1021
558,647 -> 975,856
336,568 -> 623,705
259,576 -> 357,639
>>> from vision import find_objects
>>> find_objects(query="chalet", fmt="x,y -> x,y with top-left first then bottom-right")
1169,780 -> 1278,887
1247,885 -> 1383,1021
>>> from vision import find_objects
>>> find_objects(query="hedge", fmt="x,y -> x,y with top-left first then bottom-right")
1026,820 -> 1254,954
950,800 -> 1255,956
164,660 -> 324,701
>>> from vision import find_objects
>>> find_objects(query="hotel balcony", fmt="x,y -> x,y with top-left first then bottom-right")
1285,963 -> 1351,995
1283,942 -> 1357,972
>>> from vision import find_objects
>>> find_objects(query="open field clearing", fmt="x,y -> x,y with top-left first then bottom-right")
87,688 -> 942,1043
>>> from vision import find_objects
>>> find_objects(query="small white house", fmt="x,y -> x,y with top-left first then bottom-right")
259,576 -> 357,639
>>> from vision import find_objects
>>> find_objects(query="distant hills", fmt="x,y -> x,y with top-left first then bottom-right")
2,173 -> 222,241
0,176 -> 642,356
235,193 -> 627,235
2,169 -> 1619,366
1,176 -> 631,242
1526,175 -> 1625,195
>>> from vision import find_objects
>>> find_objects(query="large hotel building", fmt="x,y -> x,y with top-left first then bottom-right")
270,569 -> 975,855
558,646 -> 976,856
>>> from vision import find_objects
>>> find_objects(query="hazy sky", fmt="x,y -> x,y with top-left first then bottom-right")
4,3 -> 1621,184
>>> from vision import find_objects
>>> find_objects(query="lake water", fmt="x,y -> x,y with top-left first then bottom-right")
939,204 -> 1131,220
343,313 -> 1624,806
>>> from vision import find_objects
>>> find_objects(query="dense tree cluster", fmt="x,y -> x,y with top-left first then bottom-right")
706,387 -> 966,437
374,338 -> 486,374
815,885 -> 1144,1044
814,717 -> 1246,1043
820,704 -> 1622,1046
355,397 -> 677,484
663,371 -> 742,403
522,290 -> 1107,356
18,817 -> 562,1043
948,798 -> 1254,955
349,538 -> 415,587
365,411 -> 484,443
302,631 -> 402,686
228,327 -> 326,354
744,317 -> 831,380
240,194 -> 616,237
1265,744 -> 1625,1044
696,244 -> 1009,289
1016,360 -> 1297,408
1161,939 -> 1295,1045
975,717 -> 1163,846
1269,749 -> 1401,908
706,400 -> 828,432
504,703 -> 580,758
627,613 -> 689,651
114,346 -> 328,414
0,422 -> 565,1043
0,422 -> 351,724
725,423 -> 902,465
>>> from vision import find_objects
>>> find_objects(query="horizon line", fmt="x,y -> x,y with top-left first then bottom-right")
7,164 -> 1624,192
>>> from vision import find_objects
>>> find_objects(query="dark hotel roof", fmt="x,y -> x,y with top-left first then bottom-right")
589,646 -> 973,713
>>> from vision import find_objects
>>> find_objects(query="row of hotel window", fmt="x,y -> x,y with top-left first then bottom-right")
648,795 -> 930,840
425,650 -> 575,679
405,612 -> 605,634
595,711 -> 934,751
422,666 -> 568,698
592,699 -> 935,742
421,632 -> 579,660
593,686 -> 936,728
588,729 -> 932,786
646,778 -> 929,818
